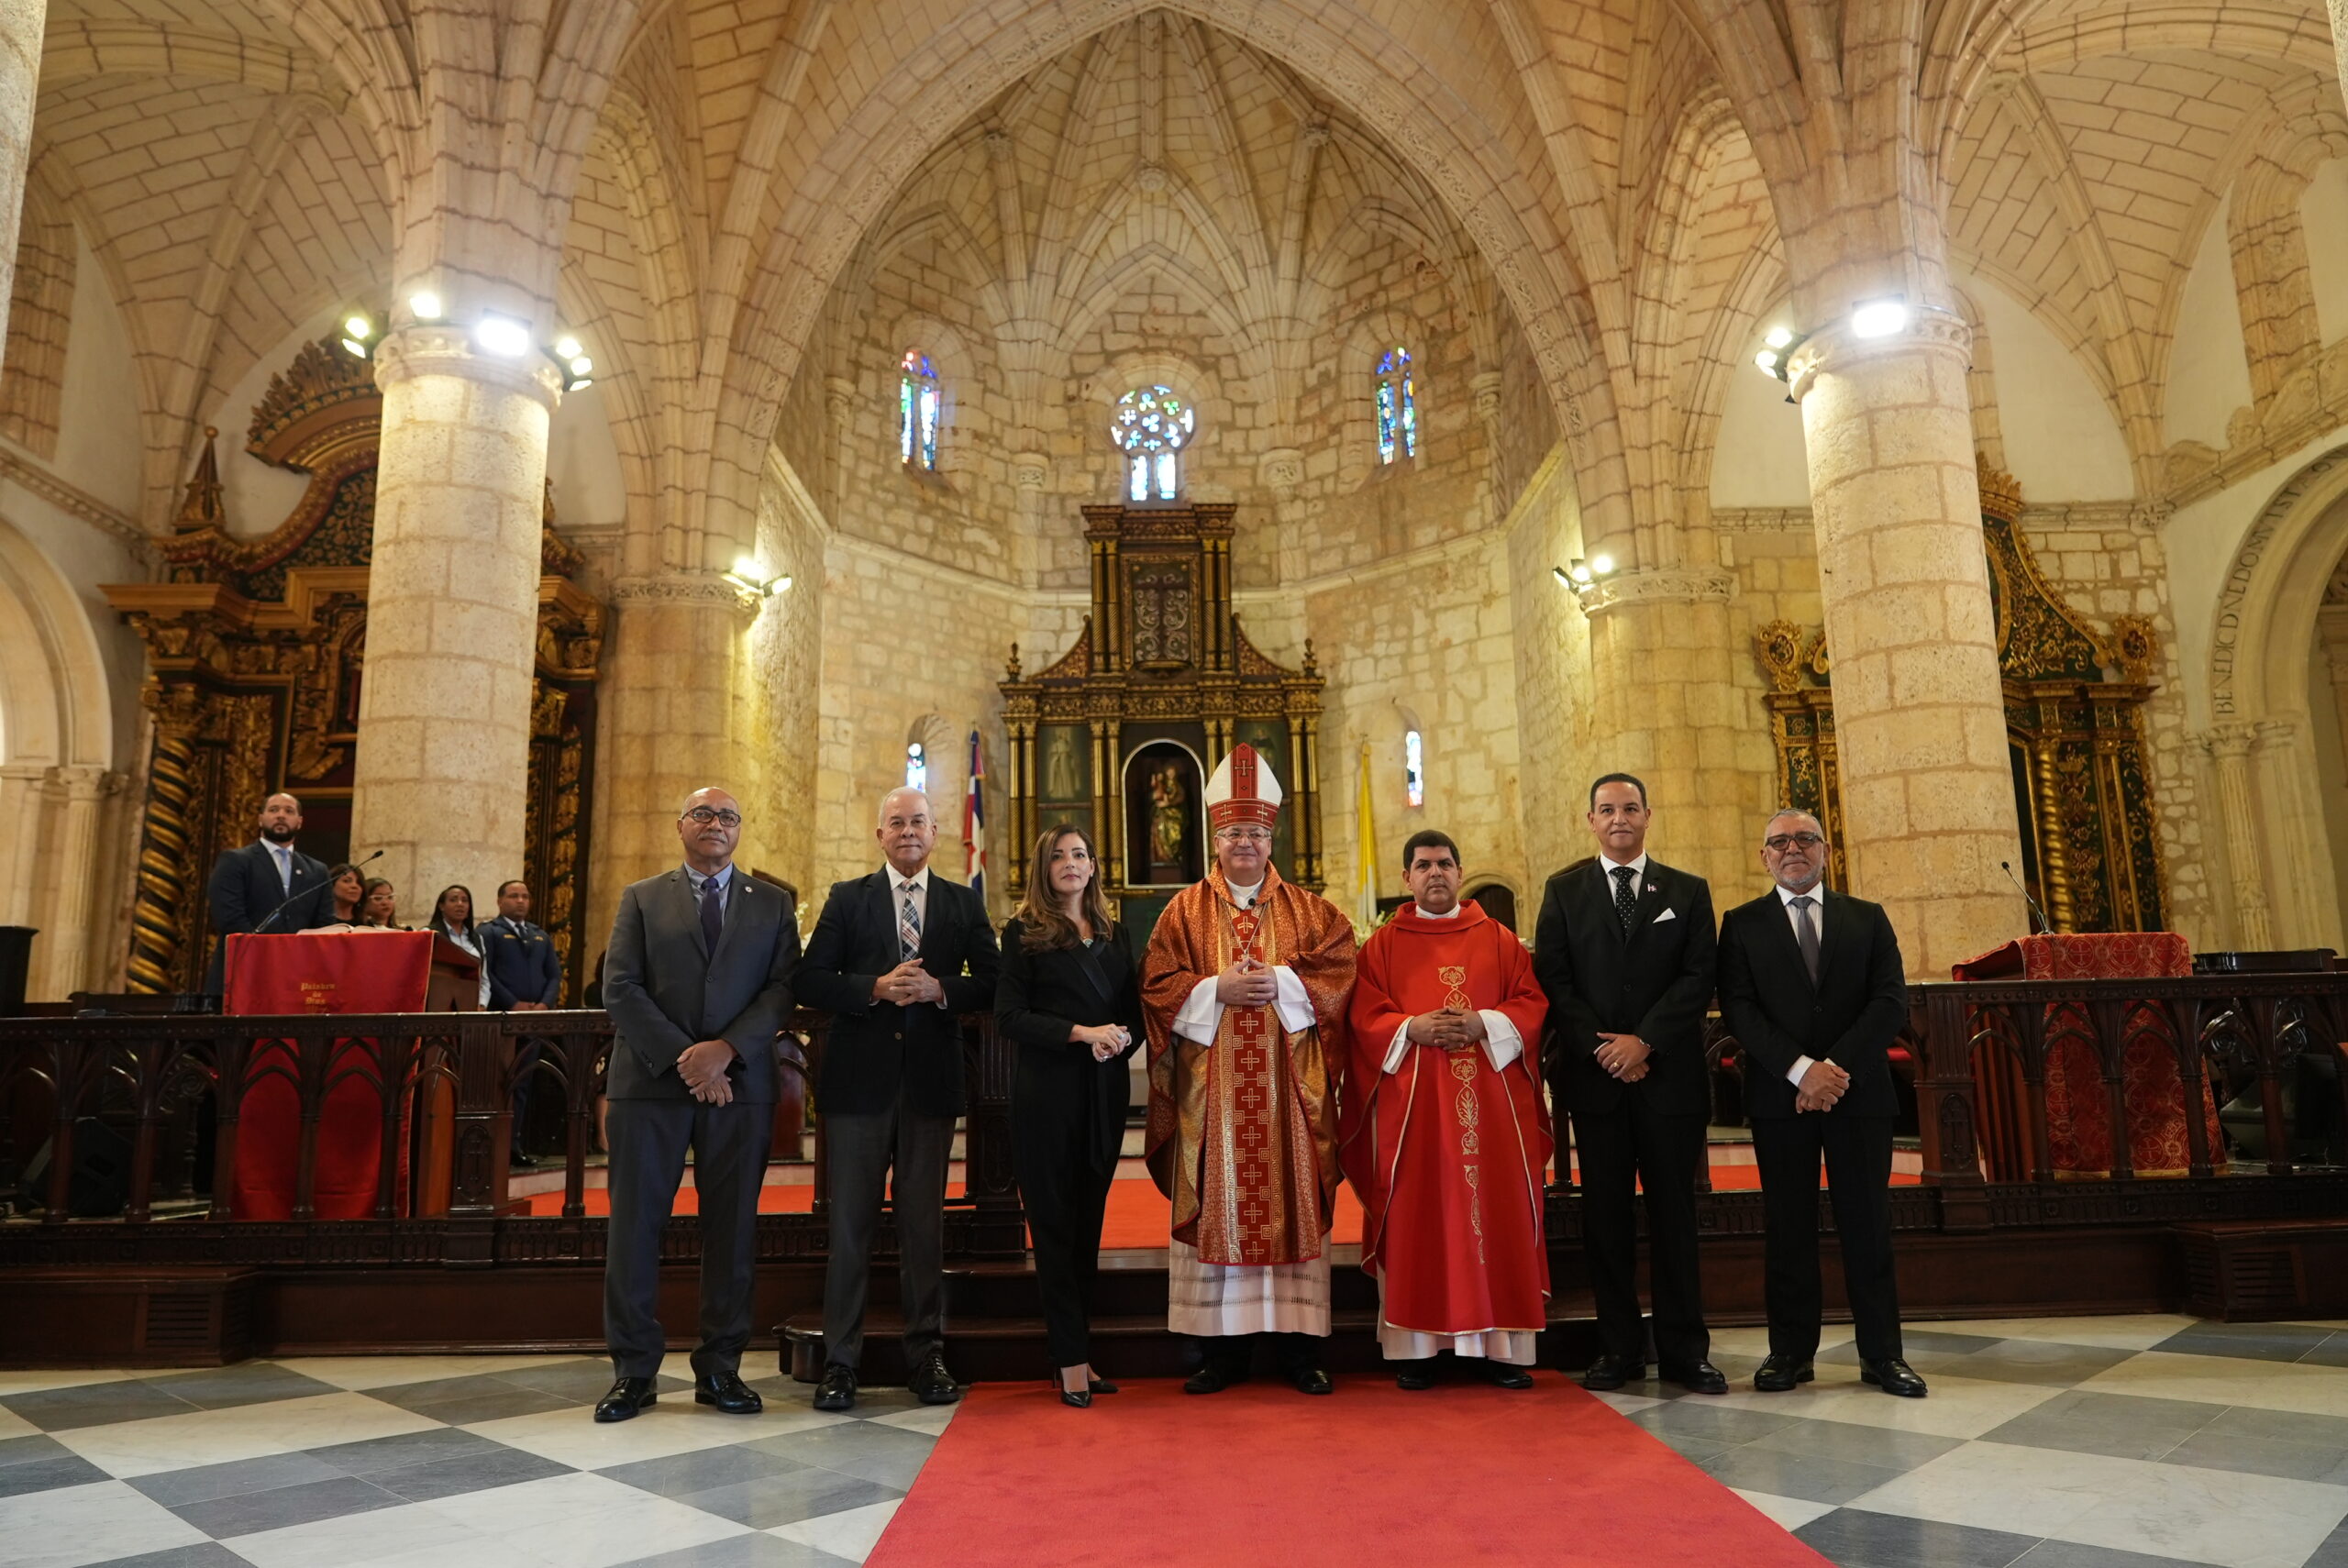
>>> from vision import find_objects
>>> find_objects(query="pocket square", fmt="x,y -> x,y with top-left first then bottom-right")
1649,908 -> 1678,924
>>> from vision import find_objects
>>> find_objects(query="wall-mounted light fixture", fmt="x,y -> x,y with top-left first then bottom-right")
407,291 -> 444,322
724,559 -> 793,599
338,311 -> 380,359
547,335 -> 594,392
1555,555 -> 1618,588
473,312 -> 533,358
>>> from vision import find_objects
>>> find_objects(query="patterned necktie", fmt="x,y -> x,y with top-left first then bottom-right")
1611,865 -> 1637,934
700,873 -> 725,951
1789,894 -> 1821,982
898,882 -> 923,962
272,844 -> 292,897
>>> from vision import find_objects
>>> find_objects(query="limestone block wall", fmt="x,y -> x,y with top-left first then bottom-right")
1505,452 -> 1598,885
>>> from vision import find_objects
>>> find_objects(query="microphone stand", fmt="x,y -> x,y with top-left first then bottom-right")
1999,859 -> 2054,936
251,848 -> 382,933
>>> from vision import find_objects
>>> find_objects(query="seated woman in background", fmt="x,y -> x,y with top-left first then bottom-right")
312,863 -> 365,928
359,878 -> 403,928
426,884 -> 514,1010
994,824 -> 1143,1408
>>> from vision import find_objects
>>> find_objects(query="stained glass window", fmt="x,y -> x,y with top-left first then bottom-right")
905,742 -> 927,792
1376,347 -> 1417,463
900,349 -> 939,470
1113,385 -> 1194,502
1403,729 -> 1424,808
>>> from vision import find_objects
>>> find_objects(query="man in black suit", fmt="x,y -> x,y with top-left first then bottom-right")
594,786 -> 800,1424
203,792 -> 329,996
796,786 -> 1002,1412
1717,809 -> 1927,1398
1533,773 -> 1725,1395
482,879 -> 564,1167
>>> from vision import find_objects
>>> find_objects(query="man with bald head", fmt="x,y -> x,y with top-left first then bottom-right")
594,787 -> 802,1423
797,785 -> 1001,1410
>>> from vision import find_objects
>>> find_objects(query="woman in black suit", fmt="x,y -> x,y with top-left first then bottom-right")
996,824 -> 1143,1408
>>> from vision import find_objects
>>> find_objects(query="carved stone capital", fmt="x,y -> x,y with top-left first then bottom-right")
1786,305 -> 1973,401
1576,566 -> 1736,616
372,325 -> 564,409
1259,447 -> 1304,492
612,571 -> 763,619
2202,723 -> 2259,761
1013,450 -> 1051,491
1470,370 -> 1503,424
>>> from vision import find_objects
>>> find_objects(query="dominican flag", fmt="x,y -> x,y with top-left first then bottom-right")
964,730 -> 988,906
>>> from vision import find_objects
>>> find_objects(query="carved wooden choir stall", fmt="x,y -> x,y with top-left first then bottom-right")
999,502 -> 1324,947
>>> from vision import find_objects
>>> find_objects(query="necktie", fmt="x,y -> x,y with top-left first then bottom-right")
1789,894 -> 1821,982
1611,865 -> 1637,934
700,874 -> 725,951
898,882 -> 923,962
271,844 -> 292,897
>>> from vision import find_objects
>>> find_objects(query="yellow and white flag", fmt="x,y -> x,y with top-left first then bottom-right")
1354,740 -> 1380,935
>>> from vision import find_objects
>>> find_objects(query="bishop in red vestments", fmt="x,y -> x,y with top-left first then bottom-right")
1341,830 -> 1551,1388
1142,745 -> 1357,1396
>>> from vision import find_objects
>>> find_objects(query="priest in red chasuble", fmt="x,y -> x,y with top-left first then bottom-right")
1342,830 -> 1552,1389
1142,743 -> 1357,1396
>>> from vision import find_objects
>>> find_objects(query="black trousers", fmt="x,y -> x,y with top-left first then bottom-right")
1752,1111 -> 1902,1363
1196,1332 -> 1323,1373
1569,1097 -> 1710,1370
821,1106 -> 954,1372
1013,1110 -> 1113,1368
604,1096 -> 773,1379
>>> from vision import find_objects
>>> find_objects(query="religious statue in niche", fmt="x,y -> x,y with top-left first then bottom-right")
1149,763 -> 1190,875
1045,726 -> 1082,801
1130,564 -> 1193,667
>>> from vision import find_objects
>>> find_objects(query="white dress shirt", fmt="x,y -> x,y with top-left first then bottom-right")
1378,900 -> 1524,1074
880,864 -> 950,1009
1597,850 -> 1650,898
1778,880 -> 1825,1087
683,860 -> 734,911
1170,878 -> 1317,1043
260,838 -> 294,897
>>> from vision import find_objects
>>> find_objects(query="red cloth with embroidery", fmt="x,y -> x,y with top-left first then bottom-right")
1953,933 -> 2224,1178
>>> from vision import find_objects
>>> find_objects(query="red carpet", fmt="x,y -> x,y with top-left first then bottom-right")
519,1162 -> 1916,1235
867,1375 -> 1830,1567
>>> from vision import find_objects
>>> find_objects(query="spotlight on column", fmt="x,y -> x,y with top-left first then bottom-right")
473,312 -> 533,358
1557,559 -> 1594,586
1850,296 -> 1910,338
545,334 -> 595,391
1589,553 -> 1616,578
1763,326 -> 1795,349
1751,324 -> 1807,386
723,558 -> 792,598
339,311 -> 379,359
408,290 -> 444,322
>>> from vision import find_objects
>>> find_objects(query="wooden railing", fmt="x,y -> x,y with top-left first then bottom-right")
0,1008 -> 1022,1242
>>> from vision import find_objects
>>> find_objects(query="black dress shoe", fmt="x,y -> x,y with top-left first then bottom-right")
1287,1364 -> 1334,1395
812,1363 -> 857,1412
1480,1361 -> 1535,1390
593,1375 -> 657,1423
694,1370 -> 762,1414
1183,1359 -> 1247,1395
1580,1353 -> 1643,1391
1395,1362 -> 1436,1391
1058,1386 -> 1093,1408
1862,1357 -> 1929,1397
1664,1360 -> 1730,1396
509,1150 -> 539,1169
1753,1354 -> 1815,1393
1088,1377 -> 1120,1395
910,1351 -> 963,1406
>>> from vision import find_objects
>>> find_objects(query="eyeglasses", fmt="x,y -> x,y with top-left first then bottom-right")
1215,828 -> 1272,844
1764,832 -> 1825,852
682,807 -> 742,827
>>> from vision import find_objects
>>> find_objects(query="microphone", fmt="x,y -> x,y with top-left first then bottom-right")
253,848 -> 382,933
2000,859 -> 2053,936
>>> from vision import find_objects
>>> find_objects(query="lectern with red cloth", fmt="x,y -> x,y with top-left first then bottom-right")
222,931 -> 479,1219
1953,933 -> 2225,1179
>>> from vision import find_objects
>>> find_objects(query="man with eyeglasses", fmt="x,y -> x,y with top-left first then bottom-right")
593,787 -> 801,1424
1717,810 -> 1927,1398
796,786 -> 1001,1412
1140,744 -> 1357,1396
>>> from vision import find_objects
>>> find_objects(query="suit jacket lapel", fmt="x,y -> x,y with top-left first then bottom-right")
1588,861 -> 1629,945
873,872 -> 903,962
917,878 -> 951,966
713,876 -> 753,966
673,870 -> 709,961
1069,933 -> 1117,1007
1757,891 -> 1817,994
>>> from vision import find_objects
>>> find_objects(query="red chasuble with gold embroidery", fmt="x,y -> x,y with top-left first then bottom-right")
1141,866 -> 1357,1266
1341,900 -> 1552,1337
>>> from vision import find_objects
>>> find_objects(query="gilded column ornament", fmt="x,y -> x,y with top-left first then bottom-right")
126,684 -> 209,994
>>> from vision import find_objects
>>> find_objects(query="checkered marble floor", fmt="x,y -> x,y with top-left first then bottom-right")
0,1355 -> 954,1568
1596,1315 -> 2348,1568
7,1317 -> 2348,1568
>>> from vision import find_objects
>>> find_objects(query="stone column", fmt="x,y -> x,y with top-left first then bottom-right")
1788,309 -> 2024,976
1575,569 -> 1749,888
0,1 -> 45,366
44,765 -> 109,997
2203,723 -> 2275,950
0,761 -> 45,926
2251,717 -> 2342,948
349,326 -> 560,905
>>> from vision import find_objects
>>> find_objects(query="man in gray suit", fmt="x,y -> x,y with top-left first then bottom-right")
594,786 -> 800,1423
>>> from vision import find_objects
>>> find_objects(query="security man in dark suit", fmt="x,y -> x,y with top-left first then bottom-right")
1533,772 -> 1726,1395
796,785 -> 1002,1412
203,792 -> 330,996
1717,809 -> 1927,1398
482,879 -> 564,1167
594,786 -> 800,1424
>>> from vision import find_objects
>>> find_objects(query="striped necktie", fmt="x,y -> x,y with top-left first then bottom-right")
898,882 -> 922,961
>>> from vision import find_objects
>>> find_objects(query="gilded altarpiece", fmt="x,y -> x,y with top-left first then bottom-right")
104,334 -> 605,998
1754,467 -> 2165,931
1000,503 -> 1324,950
